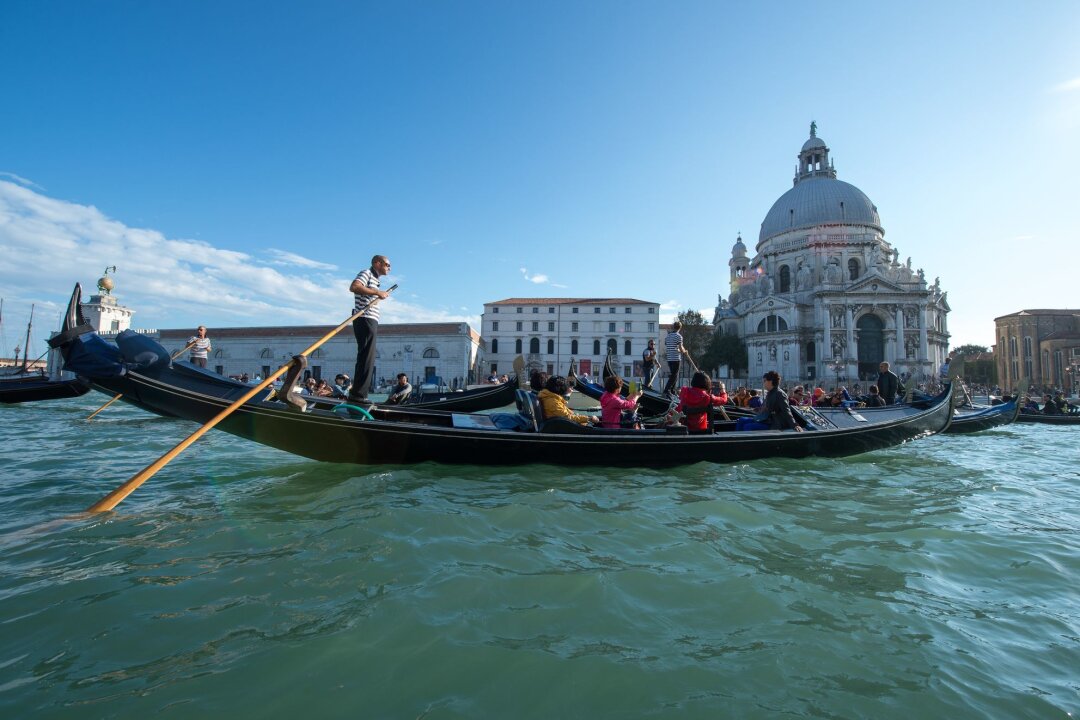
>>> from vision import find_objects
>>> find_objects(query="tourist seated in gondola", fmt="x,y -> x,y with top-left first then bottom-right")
1021,395 -> 1039,413
735,370 -> 803,432
529,370 -> 549,394
1041,393 -> 1062,415
811,387 -> 827,406
789,385 -> 808,406
600,375 -> 642,429
538,375 -> 597,426
385,373 -> 413,404
674,372 -> 728,432
733,386 -> 750,407
332,374 -> 351,399
313,378 -> 334,397
863,384 -> 886,407
747,389 -> 763,409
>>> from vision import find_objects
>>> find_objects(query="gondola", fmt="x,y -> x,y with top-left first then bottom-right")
1015,410 -> 1080,426
809,391 -> 1020,435
946,395 -> 1021,433
572,355 -> 683,416
167,359 -> 523,413
0,373 -> 90,404
51,284 -> 956,468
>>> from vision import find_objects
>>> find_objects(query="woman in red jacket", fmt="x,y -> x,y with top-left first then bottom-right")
674,372 -> 728,431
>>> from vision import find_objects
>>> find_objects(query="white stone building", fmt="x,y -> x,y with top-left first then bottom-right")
481,298 -> 662,379
158,323 -> 483,389
714,124 -> 950,386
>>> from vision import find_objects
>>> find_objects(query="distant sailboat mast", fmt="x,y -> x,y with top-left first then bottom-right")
20,304 -> 35,372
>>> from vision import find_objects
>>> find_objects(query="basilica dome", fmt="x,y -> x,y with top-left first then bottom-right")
758,177 -> 882,243
758,125 -> 883,244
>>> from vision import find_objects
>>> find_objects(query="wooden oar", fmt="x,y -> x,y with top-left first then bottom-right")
87,286 -> 397,512
86,339 -> 199,421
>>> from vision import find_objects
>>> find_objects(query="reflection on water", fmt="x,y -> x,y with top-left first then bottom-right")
0,397 -> 1076,718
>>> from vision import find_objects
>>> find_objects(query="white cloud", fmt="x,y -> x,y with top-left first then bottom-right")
520,267 -> 551,284
0,180 -> 477,336
1051,76 -> 1080,93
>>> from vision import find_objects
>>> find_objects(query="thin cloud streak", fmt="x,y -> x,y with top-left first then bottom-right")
1051,76 -> 1080,93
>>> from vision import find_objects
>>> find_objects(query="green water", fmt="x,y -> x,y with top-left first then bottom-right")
1,396 -> 1077,718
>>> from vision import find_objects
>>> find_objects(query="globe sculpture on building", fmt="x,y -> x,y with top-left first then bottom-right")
97,266 -> 117,296
714,124 -> 950,386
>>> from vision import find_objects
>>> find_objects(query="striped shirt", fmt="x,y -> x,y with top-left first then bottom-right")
353,268 -> 381,322
664,331 -> 683,361
188,336 -> 211,359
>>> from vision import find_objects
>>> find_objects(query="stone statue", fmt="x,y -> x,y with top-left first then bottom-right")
933,277 -> 941,294
918,268 -> 925,284
904,307 -> 918,328
826,258 -> 842,284
795,262 -> 812,291
831,307 -> 845,328
769,344 -> 777,361
892,248 -> 899,265
906,257 -> 912,271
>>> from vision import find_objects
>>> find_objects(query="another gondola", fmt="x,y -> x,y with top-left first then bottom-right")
946,395 -> 1021,433
1015,410 -> 1080,426
51,285 -> 957,468
0,373 -> 90,404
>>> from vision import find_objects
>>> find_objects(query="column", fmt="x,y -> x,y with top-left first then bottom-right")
894,306 -> 905,363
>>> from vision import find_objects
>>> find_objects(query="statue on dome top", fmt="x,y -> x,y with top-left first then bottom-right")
810,120 -> 817,137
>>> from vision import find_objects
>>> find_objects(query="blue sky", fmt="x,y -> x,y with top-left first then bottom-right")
2,1 -> 1078,360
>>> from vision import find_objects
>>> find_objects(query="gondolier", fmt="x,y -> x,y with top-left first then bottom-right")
188,326 -> 211,368
348,255 -> 392,406
642,340 -> 658,389
662,322 -> 685,397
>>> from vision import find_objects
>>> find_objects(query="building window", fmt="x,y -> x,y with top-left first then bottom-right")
609,307 -> 615,314
779,265 -> 791,293
492,321 -> 499,331
572,322 -> 579,332
491,339 -> 498,354
530,338 -> 540,354
756,315 -> 788,333
572,307 -> 579,314
548,307 -> 554,314
593,340 -> 601,355
517,307 -> 523,314
648,307 -> 655,313
1023,337 -> 1032,357
571,339 -> 579,354
648,322 -> 655,332
625,307 -> 631,313
547,339 -> 554,354
607,339 -> 618,355
423,348 -> 439,358
848,258 -> 860,280
515,339 -> 523,354
532,322 -> 539,331
532,307 -> 538,314
624,322 -> 632,332
624,340 -> 632,355
608,322 -> 616,332
594,307 -> 601,314
548,322 -> 554,331
516,321 -> 523,331
493,307 -> 499,314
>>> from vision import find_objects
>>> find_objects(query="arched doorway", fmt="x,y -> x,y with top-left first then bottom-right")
856,314 -> 884,379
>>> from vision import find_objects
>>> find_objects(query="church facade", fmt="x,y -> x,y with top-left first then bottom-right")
714,125 -> 950,386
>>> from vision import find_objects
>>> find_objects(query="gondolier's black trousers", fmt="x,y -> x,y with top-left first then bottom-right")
663,360 -> 681,395
351,317 -> 378,402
